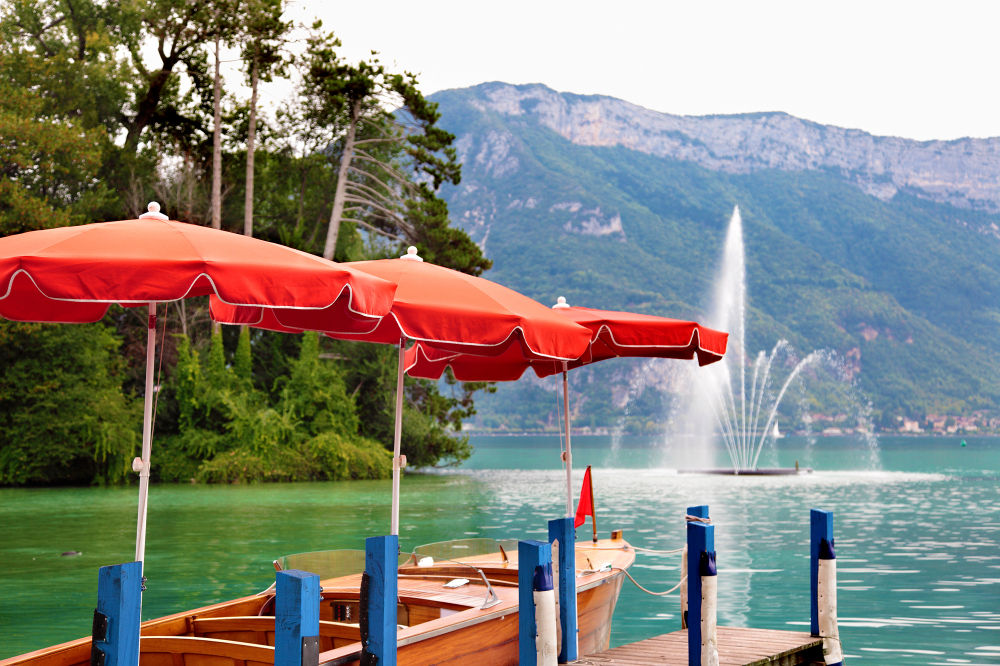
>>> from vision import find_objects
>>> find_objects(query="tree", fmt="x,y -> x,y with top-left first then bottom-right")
0,321 -> 140,485
0,81 -> 107,234
241,0 -> 289,238
301,27 -> 464,261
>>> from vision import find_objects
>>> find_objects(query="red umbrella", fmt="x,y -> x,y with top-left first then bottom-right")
404,296 -> 729,517
0,203 -> 396,563
211,247 -> 594,535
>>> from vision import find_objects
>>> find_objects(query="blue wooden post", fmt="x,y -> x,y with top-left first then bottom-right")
686,506 -> 713,666
364,535 -> 398,666
811,509 -> 834,637
92,561 -> 143,666
519,539 -> 552,666
549,517 -> 578,663
683,505 -> 709,630
275,570 -> 320,666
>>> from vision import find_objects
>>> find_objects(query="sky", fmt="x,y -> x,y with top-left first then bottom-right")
266,0 -> 1000,142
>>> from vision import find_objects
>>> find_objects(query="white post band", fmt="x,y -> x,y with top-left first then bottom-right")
818,558 -> 844,665
700,573 -> 719,666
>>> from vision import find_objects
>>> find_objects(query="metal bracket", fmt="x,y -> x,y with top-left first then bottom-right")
471,566 -> 502,610
90,645 -> 105,666
91,609 -> 108,643
301,635 -> 319,666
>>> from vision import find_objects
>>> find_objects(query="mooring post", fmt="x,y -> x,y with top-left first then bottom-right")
548,517 -> 579,663
686,506 -> 714,666
810,509 -> 833,637
92,561 -> 143,666
275,569 -> 320,666
363,535 -> 398,666
519,539 -> 554,666
682,505 -> 709,630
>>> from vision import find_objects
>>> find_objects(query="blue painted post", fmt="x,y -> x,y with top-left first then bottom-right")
275,570 -> 320,666
686,507 -> 714,666
548,517 -> 578,663
811,509 -> 834,637
682,505 -> 709,629
92,562 -> 143,666
364,535 -> 398,666
519,539 -> 553,666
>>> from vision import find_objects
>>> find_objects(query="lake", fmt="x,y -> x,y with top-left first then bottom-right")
2,435 -> 999,664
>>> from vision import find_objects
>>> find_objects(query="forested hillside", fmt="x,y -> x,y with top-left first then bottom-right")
432,83 -> 1000,430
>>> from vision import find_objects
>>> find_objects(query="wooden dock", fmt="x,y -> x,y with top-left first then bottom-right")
571,627 -> 824,666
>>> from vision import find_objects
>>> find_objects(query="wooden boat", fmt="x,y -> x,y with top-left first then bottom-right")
2,535 -> 635,666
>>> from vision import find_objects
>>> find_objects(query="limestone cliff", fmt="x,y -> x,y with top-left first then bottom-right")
461,82 -> 1000,211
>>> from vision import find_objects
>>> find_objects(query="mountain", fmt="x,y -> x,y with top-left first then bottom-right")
431,82 -> 1000,427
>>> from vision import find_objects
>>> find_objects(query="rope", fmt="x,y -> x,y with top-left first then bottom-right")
615,569 -> 686,596
686,514 -> 712,524
582,545 -> 684,555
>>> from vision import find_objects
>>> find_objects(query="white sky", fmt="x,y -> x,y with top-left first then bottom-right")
261,0 -> 1000,142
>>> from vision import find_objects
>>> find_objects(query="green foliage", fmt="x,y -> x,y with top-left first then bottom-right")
233,326 -> 252,390
0,322 -> 140,485
159,331 -> 390,484
335,341 -> 475,468
0,79 -> 108,233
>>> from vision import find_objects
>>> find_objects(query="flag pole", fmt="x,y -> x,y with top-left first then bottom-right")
588,465 -> 597,544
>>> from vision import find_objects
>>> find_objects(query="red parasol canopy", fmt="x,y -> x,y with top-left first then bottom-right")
211,247 -> 592,361
404,300 -> 729,381
0,214 -> 395,325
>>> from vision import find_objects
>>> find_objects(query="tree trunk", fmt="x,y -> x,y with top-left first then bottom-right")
244,56 -> 259,237
211,35 -> 223,230
322,99 -> 361,261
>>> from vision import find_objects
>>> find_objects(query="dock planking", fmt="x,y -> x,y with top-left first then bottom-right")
570,626 -> 824,666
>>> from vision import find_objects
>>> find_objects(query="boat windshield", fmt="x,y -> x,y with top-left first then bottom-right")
274,549 -> 412,580
276,539 -> 520,578
412,538 -> 519,562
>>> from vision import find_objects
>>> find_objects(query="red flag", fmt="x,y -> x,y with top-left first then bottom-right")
575,466 -> 595,528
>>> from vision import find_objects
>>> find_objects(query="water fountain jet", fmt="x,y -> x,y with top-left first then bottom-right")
677,207 -> 824,474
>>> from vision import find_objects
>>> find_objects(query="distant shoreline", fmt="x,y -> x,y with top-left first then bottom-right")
463,431 -> 1000,438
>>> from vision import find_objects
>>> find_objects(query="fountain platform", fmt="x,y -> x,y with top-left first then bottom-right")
678,467 -> 812,475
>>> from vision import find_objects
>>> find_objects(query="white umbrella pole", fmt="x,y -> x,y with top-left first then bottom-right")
390,337 -> 406,536
563,363 -> 573,518
134,302 -> 156,563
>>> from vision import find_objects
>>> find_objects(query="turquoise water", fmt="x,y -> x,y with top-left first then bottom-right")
2,435 -> 999,664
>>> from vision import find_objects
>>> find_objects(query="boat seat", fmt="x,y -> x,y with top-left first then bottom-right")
140,636 -> 273,666
190,616 -> 361,651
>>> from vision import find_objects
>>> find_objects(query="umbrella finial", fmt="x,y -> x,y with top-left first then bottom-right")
553,296 -> 570,309
139,202 -> 168,220
400,246 -> 424,262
